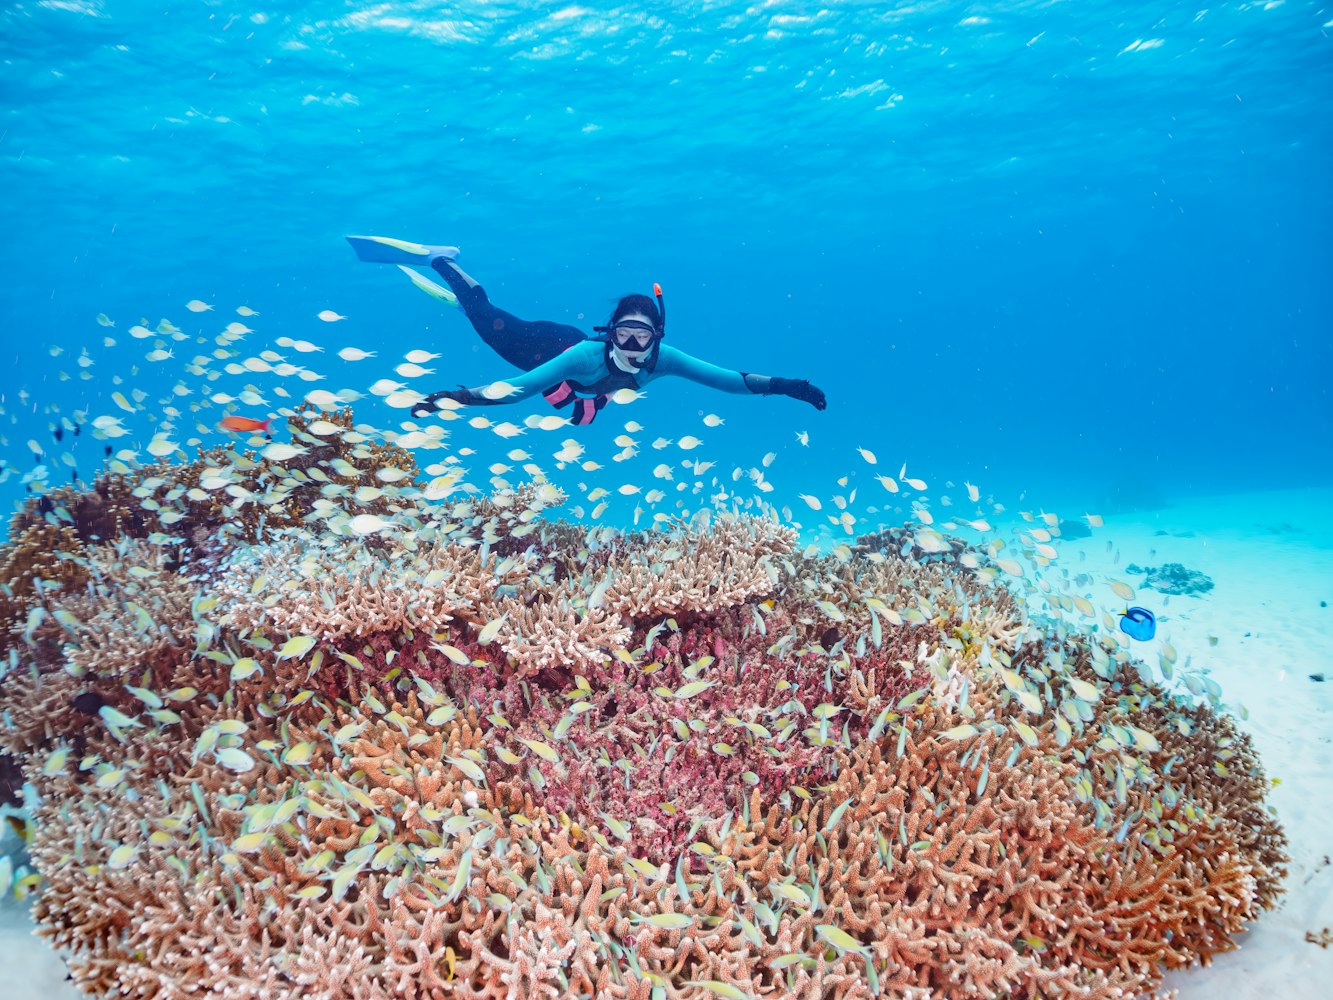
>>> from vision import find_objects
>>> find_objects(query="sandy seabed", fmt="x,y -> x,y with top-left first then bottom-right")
1,486 -> 1330,999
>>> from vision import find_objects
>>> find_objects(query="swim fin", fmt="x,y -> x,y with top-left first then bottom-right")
345,235 -> 460,265
397,265 -> 458,307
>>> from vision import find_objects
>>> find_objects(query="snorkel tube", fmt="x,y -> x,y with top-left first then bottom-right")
653,282 -> 666,339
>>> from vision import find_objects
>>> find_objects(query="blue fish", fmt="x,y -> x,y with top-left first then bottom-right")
1119,606 -> 1156,641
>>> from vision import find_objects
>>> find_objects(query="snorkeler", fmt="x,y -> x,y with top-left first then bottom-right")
346,236 -> 827,426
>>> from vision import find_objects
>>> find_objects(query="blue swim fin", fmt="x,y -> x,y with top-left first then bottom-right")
396,265 -> 458,308
345,235 -> 460,265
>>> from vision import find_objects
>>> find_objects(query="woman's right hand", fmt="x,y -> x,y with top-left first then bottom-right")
411,387 -> 471,417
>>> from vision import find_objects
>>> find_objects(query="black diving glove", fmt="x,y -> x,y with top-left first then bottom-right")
770,377 -> 827,411
411,386 -> 474,418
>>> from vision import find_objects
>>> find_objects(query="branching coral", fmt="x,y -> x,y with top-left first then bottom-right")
214,531 -> 521,640
0,456 -> 1287,1000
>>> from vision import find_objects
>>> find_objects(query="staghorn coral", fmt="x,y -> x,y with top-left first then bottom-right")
213,530 -> 522,641
0,517 -> 88,638
0,456 -> 1287,1000
494,579 -> 633,678
0,537 -> 199,754
603,513 -> 794,621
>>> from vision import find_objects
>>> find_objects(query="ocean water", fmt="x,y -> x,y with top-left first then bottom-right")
0,3 -> 1330,996
2,0 -> 1329,521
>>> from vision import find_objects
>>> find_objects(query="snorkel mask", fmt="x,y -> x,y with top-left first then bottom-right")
594,283 -> 666,370
596,284 -> 666,345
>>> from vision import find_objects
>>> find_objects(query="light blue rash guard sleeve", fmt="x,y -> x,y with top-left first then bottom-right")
649,345 -> 752,394
460,340 -> 608,404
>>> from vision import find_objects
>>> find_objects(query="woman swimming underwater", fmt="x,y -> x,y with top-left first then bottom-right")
346,236 -> 827,426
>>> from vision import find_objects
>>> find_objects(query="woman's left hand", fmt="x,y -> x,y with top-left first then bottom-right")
772,377 -> 827,410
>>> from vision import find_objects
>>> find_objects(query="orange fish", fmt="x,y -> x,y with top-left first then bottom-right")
219,416 -> 273,434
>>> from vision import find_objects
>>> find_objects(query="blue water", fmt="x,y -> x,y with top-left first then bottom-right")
2,0 -> 1330,524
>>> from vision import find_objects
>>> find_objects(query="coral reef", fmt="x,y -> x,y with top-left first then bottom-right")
1126,562 -> 1216,597
0,442 -> 1287,999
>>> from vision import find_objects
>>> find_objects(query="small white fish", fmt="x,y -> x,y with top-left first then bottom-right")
276,635 -> 318,660
348,513 -> 391,535
856,446 -> 877,465
798,494 -> 822,511
96,313 -> 115,327
938,724 -> 979,741
185,300 -> 213,313
98,706 -> 143,730
636,912 -> 693,930
433,643 -> 471,666
405,349 -> 440,364
480,380 -> 520,400
874,474 -> 900,493
262,443 -> 306,463
231,831 -> 271,853
795,430 -> 809,446
518,738 -> 559,763
395,362 -> 434,378
703,414 -> 723,427
337,347 -> 376,361
106,844 -> 139,869
677,435 -> 702,450
236,306 -> 259,316
282,742 -> 315,766
216,747 -> 256,772
446,755 -> 485,783
816,923 -> 870,956
477,615 -> 507,645
316,310 -> 345,322
771,881 -> 811,908
230,657 -> 261,682
674,680 -> 716,699
1067,677 -> 1100,702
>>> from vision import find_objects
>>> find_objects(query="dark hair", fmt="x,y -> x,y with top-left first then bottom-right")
608,294 -> 661,331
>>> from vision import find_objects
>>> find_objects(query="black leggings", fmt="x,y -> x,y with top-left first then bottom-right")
431,258 -> 586,371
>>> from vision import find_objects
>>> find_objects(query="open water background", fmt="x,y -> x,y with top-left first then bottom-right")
1,0 -> 1330,525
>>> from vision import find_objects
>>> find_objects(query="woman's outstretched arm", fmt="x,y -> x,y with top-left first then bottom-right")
412,341 -> 606,417
653,346 -> 827,409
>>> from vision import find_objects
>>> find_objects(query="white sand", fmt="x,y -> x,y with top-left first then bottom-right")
1,487 -> 1330,996
1050,486 -> 1333,996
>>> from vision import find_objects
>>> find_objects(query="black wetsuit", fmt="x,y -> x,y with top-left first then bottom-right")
421,258 -> 827,424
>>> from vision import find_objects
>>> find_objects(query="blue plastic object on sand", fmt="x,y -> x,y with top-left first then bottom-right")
1119,606 -> 1156,641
